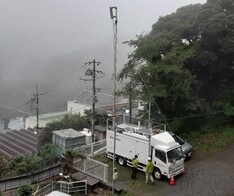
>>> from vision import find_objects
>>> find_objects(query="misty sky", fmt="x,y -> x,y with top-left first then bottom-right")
0,0 -> 206,118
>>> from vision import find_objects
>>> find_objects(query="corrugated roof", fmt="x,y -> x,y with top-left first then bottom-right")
0,129 -> 37,160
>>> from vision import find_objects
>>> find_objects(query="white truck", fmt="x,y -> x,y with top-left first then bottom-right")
106,123 -> 185,180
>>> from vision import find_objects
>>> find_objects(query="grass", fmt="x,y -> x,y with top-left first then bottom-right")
187,127 -> 234,159
94,154 -> 161,195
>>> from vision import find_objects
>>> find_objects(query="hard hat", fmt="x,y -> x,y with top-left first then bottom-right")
148,157 -> 151,161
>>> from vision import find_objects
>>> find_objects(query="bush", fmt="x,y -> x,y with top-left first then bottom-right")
18,184 -> 34,196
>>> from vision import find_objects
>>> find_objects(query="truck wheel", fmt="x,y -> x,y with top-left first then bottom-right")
153,168 -> 162,180
117,156 -> 126,166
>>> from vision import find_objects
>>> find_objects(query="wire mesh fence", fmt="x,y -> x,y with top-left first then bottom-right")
73,157 -> 109,183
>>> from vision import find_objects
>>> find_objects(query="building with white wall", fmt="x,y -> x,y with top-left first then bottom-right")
0,118 -> 5,130
25,111 -> 68,129
7,97 -> 135,130
8,117 -> 24,130
8,101 -> 91,130
67,101 -> 91,115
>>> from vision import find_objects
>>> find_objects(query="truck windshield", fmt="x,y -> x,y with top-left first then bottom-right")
167,147 -> 183,163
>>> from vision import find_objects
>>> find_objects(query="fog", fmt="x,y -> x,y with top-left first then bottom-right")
0,0 -> 206,119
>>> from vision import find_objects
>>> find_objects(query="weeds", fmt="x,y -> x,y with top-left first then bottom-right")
187,127 -> 234,159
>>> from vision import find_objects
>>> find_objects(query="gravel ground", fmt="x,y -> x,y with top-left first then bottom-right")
157,160 -> 234,196
115,143 -> 234,196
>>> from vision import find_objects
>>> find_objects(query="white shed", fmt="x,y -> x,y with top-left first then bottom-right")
52,128 -> 86,153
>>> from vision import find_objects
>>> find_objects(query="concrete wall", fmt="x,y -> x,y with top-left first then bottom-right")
8,117 -> 24,130
67,101 -> 91,115
25,111 -> 67,129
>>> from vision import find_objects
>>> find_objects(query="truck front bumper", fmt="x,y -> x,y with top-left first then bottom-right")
168,166 -> 184,179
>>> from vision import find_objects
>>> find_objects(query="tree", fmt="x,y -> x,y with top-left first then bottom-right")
41,113 -> 90,145
119,0 -> 234,130
62,149 -> 86,175
0,156 -> 8,177
17,184 -> 33,196
40,143 -> 61,165
84,109 -> 110,126
9,156 -> 42,175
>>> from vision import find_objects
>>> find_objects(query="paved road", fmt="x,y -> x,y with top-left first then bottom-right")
116,143 -> 234,196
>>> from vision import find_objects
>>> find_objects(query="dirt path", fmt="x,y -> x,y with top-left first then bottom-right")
114,142 -> 234,196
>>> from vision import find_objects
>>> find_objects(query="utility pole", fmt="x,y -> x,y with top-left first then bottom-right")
82,59 -> 102,141
148,98 -> 152,156
36,85 -> 39,134
30,85 -> 44,155
129,80 -> 132,124
110,6 -> 118,195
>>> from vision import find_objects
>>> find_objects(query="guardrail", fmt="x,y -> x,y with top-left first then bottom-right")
32,180 -> 88,196
0,164 -> 62,192
74,139 -> 106,157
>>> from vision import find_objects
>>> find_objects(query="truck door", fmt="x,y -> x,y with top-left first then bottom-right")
153,149 -> 167,177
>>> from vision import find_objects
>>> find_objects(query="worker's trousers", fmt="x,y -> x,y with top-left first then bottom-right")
145,172 -> 154,184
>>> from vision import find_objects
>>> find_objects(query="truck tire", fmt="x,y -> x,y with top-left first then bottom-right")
117,156 -> 126,166
153,168 -> 162,180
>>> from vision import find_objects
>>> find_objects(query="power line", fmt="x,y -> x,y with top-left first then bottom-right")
0,101 -> 31,119
137,70 -> 172,131
40,65 -> 86,95
0,105 -> 31,115
164,108 -> 234,121
0,65 -> 86,119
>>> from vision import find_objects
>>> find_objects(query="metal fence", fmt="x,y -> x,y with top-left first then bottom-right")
0,141 -> 108,195
74,139 -> 106,157
0,164 -> 61,192
0,158 -> 60,180
32,180 -> 88,196
73,157 -> 109,183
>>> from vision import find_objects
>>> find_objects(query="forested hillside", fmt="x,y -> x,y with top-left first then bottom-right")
119,0 -> 234,131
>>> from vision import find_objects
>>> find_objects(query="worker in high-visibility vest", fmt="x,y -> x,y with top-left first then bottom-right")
131,155 -> 138,179
145,157 -> 154,184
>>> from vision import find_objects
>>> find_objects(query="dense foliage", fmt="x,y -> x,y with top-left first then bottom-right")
119,0 -> 234,131
39,143 -> 61,165
84,109 -> 110,126
17,184 -> 33,196
8,156 -> 42,175
40,111 -> 108,146
62,149 -> 86,175
0,144 -> 85,178
40,113 -> 90,145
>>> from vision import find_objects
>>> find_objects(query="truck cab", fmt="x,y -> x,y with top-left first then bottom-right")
150,132 -> 184,180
